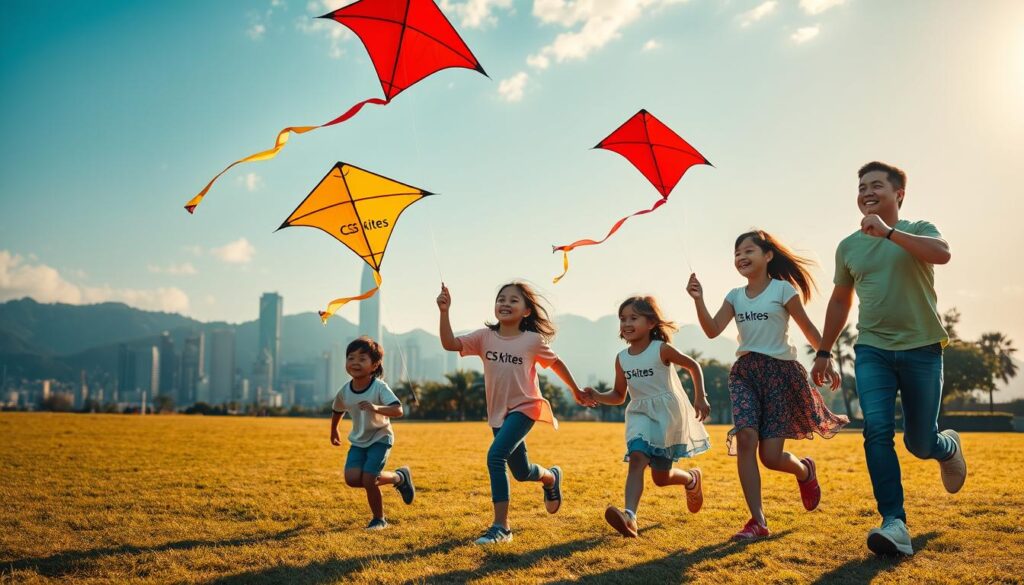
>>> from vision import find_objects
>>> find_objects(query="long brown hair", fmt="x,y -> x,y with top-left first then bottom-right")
735,230 -> 817,302
618,296 -> 678,343
486,281 -> 556,340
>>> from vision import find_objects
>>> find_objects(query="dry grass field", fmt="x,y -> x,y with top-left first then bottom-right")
1,413 -> 1021,584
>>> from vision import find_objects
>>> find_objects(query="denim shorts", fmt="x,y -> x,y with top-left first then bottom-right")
625,438 -> 674,471
344,441 -> 391,475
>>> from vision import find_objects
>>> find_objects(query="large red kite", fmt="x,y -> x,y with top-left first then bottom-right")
184,0 -> 485,214
552,109 -> 710,282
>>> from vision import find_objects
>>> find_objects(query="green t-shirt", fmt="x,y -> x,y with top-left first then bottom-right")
834,219 -> 948,351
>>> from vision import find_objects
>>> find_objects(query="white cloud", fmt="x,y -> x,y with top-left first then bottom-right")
299,0 -> 353,58
210,238 -> 256,264
738,1 -> 777,27
247,23 -> 267,40
526,0 -> 688,72
0,251 -> 190,314
238,172 -> 264,192
148,263 -> 197,276
642,39 -> 661,51
498,72 -> 529,102
791,25 -> 820,44
800,0 -> 846,15
440,0 -> 515,29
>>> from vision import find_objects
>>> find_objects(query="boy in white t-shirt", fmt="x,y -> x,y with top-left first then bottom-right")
330,337 -> 415,530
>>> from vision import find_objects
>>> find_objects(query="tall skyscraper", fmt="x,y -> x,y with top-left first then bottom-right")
259,293 -> 282,392
210,329 -> 235,404
158,332 -> 178,400
180,332 -> 205,405
359,264 -> 382,341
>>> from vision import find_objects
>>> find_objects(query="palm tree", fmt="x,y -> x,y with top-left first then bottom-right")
978,332 -> 1018,413
806,323 -> 859,419
442,370 -> 484,421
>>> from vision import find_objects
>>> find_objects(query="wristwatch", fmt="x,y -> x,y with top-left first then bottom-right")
815,350 -> 832,360
886,227 -> 896,240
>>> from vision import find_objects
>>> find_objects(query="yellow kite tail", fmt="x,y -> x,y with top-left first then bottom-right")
184,97 -> 389,214
318,269 -> 383,325
552,249 -> 571,284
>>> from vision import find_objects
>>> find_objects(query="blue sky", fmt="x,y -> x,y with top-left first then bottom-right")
2,0 -> 1023,348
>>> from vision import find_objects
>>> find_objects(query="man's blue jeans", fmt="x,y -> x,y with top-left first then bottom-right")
855,343 -> 955,522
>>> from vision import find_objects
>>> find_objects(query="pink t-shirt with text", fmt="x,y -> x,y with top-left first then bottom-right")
458,328 -> 559,429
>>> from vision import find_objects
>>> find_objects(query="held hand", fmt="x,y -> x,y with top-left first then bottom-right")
811,357 -> 840,390
436,283 -> 452,312
330,431 -> 342,446
693,396 -> 711,422
860,214 -> 892,238
574,388 -> 598,408
358,401 -> 379,413
686,273 -> 703,300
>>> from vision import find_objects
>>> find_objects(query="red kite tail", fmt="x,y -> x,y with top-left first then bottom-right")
183,97 -> 391,214
552,196 -> 669,283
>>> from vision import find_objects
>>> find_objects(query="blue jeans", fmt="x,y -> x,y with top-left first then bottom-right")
488,412 -> 543,503
855,343 -> 955,522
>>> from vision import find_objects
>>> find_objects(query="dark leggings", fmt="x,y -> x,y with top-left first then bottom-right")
488,412 -> 543,503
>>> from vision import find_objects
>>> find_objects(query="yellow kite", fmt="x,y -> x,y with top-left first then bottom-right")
279,162 -> 433,324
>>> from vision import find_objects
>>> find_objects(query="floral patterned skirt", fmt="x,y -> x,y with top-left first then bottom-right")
728,352 -> 849,442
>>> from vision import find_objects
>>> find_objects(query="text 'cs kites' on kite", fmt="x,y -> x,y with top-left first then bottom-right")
184,0 -> 485,214
552,109 -> 711,283
278,162 -> 433,324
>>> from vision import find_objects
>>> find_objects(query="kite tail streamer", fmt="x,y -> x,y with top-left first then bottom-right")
552,196 -> 669,283
318,268 -> 383,325
184,97 -> 390,214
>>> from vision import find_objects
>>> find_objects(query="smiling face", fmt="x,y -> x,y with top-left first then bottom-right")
494,285 -> 531,327
345,349 -> 376,379
734,237 -> 772,278
619,303 -> 655,343
858,170 -> 904,216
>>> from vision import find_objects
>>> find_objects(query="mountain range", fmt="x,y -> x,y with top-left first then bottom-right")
2,297 -> 1021,401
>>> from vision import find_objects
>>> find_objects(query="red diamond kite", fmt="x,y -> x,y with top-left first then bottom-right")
278,162 -> 433,324
184,0 -> 485,214
552,109 -> 710,283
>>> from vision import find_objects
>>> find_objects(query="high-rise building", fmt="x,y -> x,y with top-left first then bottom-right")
180,332 -> 204,406
116,344 -> 133,402
210,329 -> 235,404
158,332 -> 178,401
359,264 -> 382,341
259,293 -> 283,392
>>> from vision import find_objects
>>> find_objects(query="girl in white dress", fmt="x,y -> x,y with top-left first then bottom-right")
585,296 -> 712,537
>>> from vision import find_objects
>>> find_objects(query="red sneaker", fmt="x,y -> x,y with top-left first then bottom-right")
685,468 -> 703,514
798,457 -> 821,511
732,518 -> 770,541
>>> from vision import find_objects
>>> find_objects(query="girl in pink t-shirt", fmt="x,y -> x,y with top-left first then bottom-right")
437,281 -> 595,545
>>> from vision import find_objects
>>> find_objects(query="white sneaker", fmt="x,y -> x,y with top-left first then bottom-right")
939,429 -> 967,493
474,525 -> 513,545
867,518 -> 914,556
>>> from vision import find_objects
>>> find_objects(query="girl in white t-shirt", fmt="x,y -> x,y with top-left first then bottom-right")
584,296 -> 711,538
687,230 -> 848,541
437,281 -> 595,545
329,337 -> 415,531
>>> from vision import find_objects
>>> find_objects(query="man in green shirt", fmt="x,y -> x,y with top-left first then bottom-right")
811,161 -> 967,557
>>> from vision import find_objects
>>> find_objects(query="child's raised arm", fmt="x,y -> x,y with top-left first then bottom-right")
589,356 -> 629,406
661,343 -> 710,422
687,273 -> 734,339
436,283 -> 463,352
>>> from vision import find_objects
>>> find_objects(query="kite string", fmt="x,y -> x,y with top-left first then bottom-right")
378,285 -> 417,403
401,61 -> 446,285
